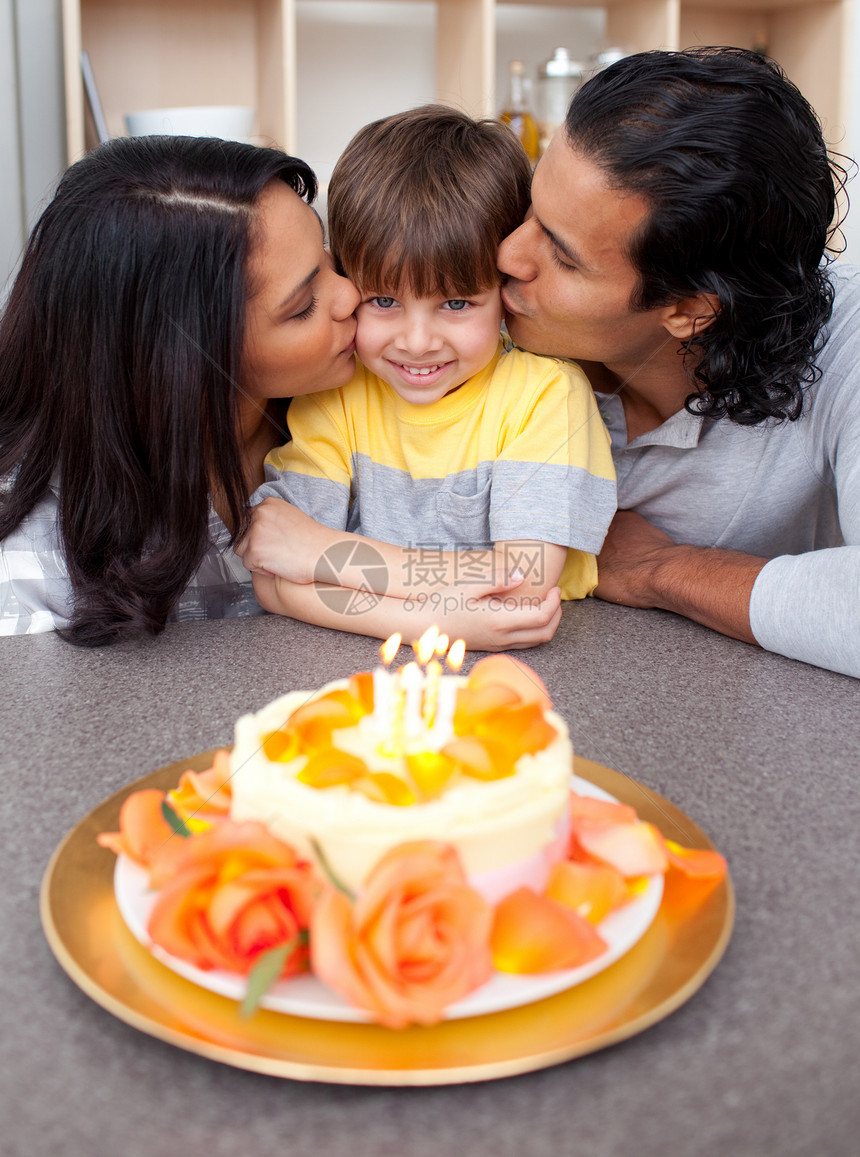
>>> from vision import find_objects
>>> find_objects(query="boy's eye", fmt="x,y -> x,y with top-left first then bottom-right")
371,296 -> 397,309
444,299 -> 470,311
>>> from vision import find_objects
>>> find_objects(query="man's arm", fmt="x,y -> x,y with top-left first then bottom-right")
595,511 -> 860,679
594,511 -> 766,645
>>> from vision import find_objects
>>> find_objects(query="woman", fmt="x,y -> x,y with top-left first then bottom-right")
1,135 -> 559,649
0,135 -> 357,644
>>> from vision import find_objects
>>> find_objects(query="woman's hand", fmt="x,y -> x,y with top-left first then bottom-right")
235,497 -> 339,585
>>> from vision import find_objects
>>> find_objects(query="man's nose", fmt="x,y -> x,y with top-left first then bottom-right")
498,218 -> 539,281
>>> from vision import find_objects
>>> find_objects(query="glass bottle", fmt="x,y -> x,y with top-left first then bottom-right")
499,60 -> 539,164
537,48 -> 583,156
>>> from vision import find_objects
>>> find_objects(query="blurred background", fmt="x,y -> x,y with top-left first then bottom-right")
2,0 -> 858,297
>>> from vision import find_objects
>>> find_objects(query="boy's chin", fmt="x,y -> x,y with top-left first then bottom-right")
387,381 -> 465,405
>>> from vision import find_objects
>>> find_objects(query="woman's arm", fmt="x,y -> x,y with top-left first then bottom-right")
239,497 -> 567,601
252,572 -> 563,651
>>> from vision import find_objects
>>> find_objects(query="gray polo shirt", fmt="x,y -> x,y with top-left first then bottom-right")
596,263 -> 860,678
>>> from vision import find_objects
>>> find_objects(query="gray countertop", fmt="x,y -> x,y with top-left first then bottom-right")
2,602 -> 858,1157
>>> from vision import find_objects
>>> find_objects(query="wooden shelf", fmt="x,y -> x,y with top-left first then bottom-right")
62,0 -> 853,162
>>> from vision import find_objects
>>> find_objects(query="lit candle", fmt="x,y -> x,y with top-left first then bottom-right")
422,659 -> 442,727
433,638 -> 466,740
400,661 -> 424,736
446,638 -> 466,671
371,633 -> 402,733
414,625 -> 440,666
380,633 -> 402,665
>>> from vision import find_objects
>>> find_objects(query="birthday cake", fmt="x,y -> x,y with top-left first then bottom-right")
229,631 -> 573,903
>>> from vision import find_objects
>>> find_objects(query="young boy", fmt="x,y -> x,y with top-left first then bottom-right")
251,106 -> 616,644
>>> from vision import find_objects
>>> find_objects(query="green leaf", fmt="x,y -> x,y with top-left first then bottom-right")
310,837 -> 356,900
240,931 -> 309,1020
160,799 -> 192,838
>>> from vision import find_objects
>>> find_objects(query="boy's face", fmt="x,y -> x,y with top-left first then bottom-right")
354,285 -> 503,405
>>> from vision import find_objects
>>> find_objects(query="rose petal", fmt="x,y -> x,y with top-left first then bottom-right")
575,821 -> 669,878
467,655 -> 552,709
545,860 -> 627,923
664,841 -> 727,880
491,887 -> 607,973
660,841 -> 728,918
568,791 -> 638,831
169,750 -> 233,821
96,789 -> 172,867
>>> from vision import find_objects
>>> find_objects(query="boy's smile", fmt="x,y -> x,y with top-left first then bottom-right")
355,286 -> 503,405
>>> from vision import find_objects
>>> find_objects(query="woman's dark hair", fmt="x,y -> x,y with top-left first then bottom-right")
328,104 -> 532,297
565,47 -> 848,424
0,135 -> 315,645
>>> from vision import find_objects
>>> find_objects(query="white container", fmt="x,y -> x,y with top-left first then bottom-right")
124,105 -> 255,140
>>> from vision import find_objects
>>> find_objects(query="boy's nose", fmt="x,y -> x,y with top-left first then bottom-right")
397,318 -> 442,356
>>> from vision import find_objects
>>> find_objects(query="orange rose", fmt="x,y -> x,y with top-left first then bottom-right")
146,821 -> 317,976
311,841 -> 493,1028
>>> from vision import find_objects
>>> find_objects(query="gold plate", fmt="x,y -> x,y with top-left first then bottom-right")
40,753 -> 734,1086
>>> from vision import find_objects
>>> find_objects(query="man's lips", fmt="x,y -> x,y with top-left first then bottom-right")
500,288 -> 523,316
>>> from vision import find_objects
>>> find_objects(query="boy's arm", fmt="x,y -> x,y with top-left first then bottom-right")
240,499 -> 566,600
252,572 -> 562,651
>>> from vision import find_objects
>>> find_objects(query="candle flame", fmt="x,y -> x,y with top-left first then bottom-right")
446,639 -> 466,671
414,625 -> 440,666
380,633 -> 402,665
435,633 -> 450,656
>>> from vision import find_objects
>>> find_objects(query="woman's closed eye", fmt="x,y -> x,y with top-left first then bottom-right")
288,295 -> 319,321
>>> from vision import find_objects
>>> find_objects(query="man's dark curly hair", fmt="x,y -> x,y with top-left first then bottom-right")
565,47 -> 848,425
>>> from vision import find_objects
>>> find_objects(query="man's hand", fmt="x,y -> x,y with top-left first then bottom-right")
594,511 -> 676,607
594,510 -> 768,645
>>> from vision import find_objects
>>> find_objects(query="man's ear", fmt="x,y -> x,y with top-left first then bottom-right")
660,293 -> 721,341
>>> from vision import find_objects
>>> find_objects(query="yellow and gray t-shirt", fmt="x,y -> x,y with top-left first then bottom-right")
259,341 -> 616,599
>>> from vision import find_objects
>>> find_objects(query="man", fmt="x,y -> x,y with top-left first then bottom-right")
499,46 -> 860,678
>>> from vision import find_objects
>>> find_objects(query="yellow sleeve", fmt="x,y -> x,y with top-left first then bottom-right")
257,387 -> 356,530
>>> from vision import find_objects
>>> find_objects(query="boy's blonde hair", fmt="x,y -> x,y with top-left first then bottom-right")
328,105 -> 532,298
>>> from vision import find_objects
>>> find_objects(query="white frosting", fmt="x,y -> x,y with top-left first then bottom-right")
229,677 -> 573,891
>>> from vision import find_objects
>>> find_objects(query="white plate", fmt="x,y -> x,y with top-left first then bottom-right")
114,775 -> 663,1023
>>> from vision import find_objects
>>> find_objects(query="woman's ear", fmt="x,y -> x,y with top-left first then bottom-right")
661,293 -> 721,341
